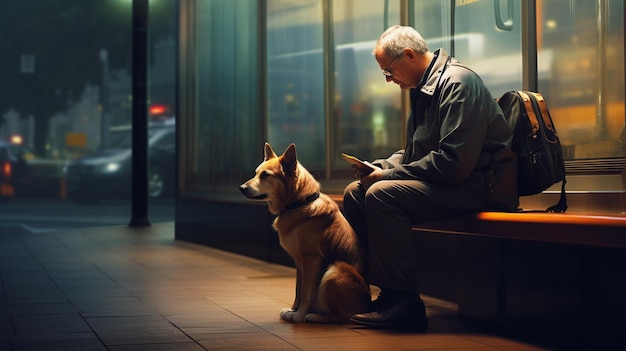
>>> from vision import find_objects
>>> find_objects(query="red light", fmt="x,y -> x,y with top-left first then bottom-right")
150,104 -> 167,115
2,161 -> 11,179
1,183 -> 14,196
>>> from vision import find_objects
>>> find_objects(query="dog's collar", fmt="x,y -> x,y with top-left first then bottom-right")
281,192 -> 320,214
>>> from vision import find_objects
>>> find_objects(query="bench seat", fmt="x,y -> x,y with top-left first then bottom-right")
412,211 -> 626,249
326,193 -> 626,345
327,194 -> 626,248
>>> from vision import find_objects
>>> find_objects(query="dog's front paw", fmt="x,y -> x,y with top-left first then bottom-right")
280,308 -> 305,322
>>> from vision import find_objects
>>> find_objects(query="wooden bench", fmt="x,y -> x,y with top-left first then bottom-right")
328,194 -> 626,248
411,211 -> 626,249
328,193 -> 626,345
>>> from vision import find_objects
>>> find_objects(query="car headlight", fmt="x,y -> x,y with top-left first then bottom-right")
104,162 -> 121,172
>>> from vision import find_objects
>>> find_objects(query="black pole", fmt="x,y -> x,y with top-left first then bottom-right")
129,0 -> 151,227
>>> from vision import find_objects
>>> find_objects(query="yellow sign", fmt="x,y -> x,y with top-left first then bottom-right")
456,0 -> 478,5
66,133 -> 87,147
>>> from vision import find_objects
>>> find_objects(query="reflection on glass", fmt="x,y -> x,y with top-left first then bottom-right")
332,0 -> 402,169
423,0 -> 624,161
539,0 -> 624,159
266,0 -> 402,171
449,0 -> 523,101
181,0 -> 624,198
266,0 -> 324,167
194,1 -> 261,181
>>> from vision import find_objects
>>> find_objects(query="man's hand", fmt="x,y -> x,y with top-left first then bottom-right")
356,163 -> 383,189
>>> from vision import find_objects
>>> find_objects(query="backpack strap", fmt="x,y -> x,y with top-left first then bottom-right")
528,92 -> 557,137
517,91 -> 540,138
546,179 -> 568,213
516,91 -> 568,213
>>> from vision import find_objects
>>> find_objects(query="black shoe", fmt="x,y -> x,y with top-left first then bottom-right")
368,289 -> 397,312
351,297 -> 428,331
367,289 -> 418,312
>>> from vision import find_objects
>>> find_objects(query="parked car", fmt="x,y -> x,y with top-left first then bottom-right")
64,121 -> 175,204
0,140 -> 31,198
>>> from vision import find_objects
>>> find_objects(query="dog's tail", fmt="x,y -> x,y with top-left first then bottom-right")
317,261 -> 370,322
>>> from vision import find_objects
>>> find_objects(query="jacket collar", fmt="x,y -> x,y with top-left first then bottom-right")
418,48 -> 453,96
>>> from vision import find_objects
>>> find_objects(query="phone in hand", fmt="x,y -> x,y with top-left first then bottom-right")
341,153 -> 374,175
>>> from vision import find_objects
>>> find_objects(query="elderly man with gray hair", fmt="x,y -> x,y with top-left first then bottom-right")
344,25 -> 518,331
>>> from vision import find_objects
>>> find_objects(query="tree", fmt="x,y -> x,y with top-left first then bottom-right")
0,0 -> 174,156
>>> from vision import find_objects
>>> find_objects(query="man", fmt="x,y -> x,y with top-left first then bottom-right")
343,25 -> 518,331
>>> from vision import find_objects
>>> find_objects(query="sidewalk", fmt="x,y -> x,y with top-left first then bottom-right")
1,222 -> 562,350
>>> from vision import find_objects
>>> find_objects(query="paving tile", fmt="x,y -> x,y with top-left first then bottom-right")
64,288 -> 134,301
140,298 -> 222,317
0,302 -> 78,317
11,313 -> 92,335
108,343 -> 205,351
0,223 -> 565,351
85,315 -> 192,346
193,332 -> 301,351
291,335 -> 402,351
1,271 -> 67,303
181,320 -> 264,336
0,240 -> 32,263
166,312 -> 250,329
374,331 -> 498,351
72,296 -> 158,317
10,332 -> 100,344
260,321 -> 360,336
11,339 -> 107,351
463,335 -> 555,351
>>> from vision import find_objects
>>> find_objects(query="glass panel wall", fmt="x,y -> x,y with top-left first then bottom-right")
179,0 -> 624,198
420,0 -> 625,164
450,0 -> 523,98
331,0 -> 402,172
266,0 -> 324,167
539,0 -> 624,160
192,0 -> 261,185
412,0 -> 453,44
265,0 -> 403,177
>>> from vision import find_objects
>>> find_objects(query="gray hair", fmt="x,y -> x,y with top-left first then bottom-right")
372,25 -> 430,57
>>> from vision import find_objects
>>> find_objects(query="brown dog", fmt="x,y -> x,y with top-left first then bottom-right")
239,143 -> 370,323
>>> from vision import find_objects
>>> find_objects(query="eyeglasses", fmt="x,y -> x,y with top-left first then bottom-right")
382,54 -> 403,77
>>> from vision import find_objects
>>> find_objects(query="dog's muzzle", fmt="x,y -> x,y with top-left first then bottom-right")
239,184 -> 268,200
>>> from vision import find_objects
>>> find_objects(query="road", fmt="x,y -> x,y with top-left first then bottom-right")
0,197 -> 175,235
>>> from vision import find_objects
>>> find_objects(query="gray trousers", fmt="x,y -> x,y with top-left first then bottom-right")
343,179 -> 478,293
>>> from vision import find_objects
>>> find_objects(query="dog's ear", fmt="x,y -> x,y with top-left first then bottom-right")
280,143 -> 298,175
264,142 -> 277,161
